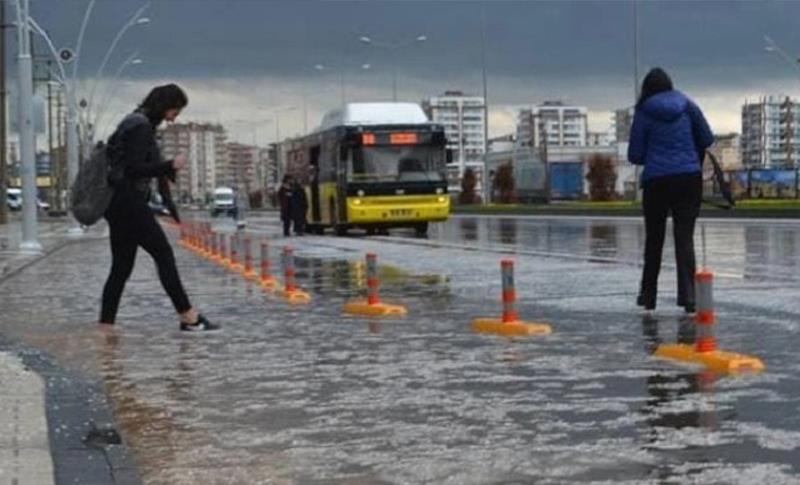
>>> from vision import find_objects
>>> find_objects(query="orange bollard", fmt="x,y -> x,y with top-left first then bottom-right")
209,230 -> 219,261
229,234 -> 242,271
655,269 -> 764,374
242,237 -> 257,279
260,241 -> 277,289
281,246 -> 310,303
471,259 -> 551,336
218,233 -> 228,266
695,270 -> 716,353
343,253 -> 407,316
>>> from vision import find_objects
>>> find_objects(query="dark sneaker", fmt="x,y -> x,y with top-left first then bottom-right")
180,314 -> 220,332
636,294 -> 655,311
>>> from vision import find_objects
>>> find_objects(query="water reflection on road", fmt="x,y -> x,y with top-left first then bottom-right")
0,214 -> 798,483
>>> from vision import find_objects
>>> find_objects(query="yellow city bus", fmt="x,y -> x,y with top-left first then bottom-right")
280,103 -> 450,236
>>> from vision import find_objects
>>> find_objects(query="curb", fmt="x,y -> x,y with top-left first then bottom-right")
0,333 -> 142,485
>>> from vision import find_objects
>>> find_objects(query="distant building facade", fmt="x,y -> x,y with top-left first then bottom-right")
517,101 -> 588,148
160,122 -> 228,203
742,95 -> 800,168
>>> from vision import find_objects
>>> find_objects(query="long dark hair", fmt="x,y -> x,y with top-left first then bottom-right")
138,84 -> 188,124
636,68 -> 673,108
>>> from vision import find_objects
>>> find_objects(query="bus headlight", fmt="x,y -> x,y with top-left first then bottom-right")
353,199 -> 362,205
437,197 -> 446,203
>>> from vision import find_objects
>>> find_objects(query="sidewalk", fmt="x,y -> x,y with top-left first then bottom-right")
0,217 -> 140,485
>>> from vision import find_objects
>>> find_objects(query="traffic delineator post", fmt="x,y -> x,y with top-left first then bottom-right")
218,233 -> 229,266
655,270 -> 764,374
228,234 -> 243,272
343,253 -> 407,316
281,246 -> 310,303
471,260 -> 552,336
241,237 -> 257,279
260,241 -> 277,289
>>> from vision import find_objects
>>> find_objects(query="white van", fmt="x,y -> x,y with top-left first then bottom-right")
6,188 -> 21,211
211,187 -> 237,217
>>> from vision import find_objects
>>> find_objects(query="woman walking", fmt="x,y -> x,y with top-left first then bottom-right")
628,68 -> 714,314
99,84 -> 219,331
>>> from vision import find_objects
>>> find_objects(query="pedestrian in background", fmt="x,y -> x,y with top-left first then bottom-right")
99,84 -> 219,331
628,68 -> 714,314
290,179 -> 308,236
277,175 -> 294,237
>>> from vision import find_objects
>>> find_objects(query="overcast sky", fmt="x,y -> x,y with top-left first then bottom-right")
15,0 -> 800,143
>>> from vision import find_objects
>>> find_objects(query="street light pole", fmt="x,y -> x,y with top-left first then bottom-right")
359,34 -> 426,102
480,7 -> 490,203
0,0 -> 7,225
632,0 -> 642,203
14,0 -> 41,251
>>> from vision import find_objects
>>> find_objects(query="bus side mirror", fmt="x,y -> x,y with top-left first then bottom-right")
446,149 -> 454,165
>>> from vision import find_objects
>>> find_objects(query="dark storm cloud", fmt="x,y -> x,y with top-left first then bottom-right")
27,0 -> 800,92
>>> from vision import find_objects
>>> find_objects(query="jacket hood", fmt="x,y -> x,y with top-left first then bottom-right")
641,90 -> 689,122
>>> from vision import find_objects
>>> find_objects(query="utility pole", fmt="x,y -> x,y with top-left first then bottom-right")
0,0 -> 7,225
15,0 -> 41,251
46,62 -> 55,212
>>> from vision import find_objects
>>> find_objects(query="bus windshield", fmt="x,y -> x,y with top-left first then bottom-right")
349,145 -> 445,183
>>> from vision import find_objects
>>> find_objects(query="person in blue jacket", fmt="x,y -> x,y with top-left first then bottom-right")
628,68 -> 714,314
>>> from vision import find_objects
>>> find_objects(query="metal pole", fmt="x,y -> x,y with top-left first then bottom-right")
47,63 -> 55,212
391,50 -> 397,102
480,7 -> 489,157
633,0 -> 642,203
65,81 -> 82,233
481,7 -> 489,203
0,0 -> 7,225
15,0 -> 41,251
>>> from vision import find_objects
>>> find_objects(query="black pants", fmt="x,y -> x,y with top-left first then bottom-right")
293,216 -> 305,235
640,172 -> 702,310
281,215 -> 291,236
100,190 -> 192,323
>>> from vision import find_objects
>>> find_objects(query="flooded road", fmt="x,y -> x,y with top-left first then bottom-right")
1,214 -> 798,483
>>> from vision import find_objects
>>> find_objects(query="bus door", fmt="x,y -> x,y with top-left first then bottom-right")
309,145 -> 321,222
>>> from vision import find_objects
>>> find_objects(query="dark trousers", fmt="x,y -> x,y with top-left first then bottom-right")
639,172 -> 702,310
293,216 -> 305,235
281,215 -> 291,236
100,191 -> 192,323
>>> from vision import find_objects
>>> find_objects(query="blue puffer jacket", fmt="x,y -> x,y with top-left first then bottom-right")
627,90 -> 714,183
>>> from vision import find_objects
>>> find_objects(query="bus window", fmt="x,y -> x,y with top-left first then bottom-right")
349,145 -> 444,183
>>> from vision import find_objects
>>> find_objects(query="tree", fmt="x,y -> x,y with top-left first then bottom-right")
493,163 -> 516,203
585,154 -> 618,201
458,168 -> 481,204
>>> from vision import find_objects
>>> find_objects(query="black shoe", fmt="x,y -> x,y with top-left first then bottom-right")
683,303 -> 696,315
180,314 -> 220,332
636,294 -> 655,311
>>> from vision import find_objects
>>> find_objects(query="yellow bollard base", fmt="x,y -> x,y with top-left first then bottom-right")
343,300 -> 408,317
260,277 -> 278,290
471,318 -> 552,336
282,289 -> 311,303
655,343 -> 765,374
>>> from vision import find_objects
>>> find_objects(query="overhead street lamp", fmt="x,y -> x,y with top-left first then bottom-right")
764,35 -> 800,75
92,54 -> 144,143
359,34 -> 426,102
314,62 -> 371,106
26,1 -> 150,235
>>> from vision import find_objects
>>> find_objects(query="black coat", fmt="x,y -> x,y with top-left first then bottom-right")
108,111 -> 180,222
289,184 -> 308,220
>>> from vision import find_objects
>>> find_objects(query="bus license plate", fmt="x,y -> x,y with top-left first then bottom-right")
390,209 -> 412,217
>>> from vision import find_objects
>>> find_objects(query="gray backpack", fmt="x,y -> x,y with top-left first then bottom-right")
70,112 -> 149,226
70,142 -> 114,226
